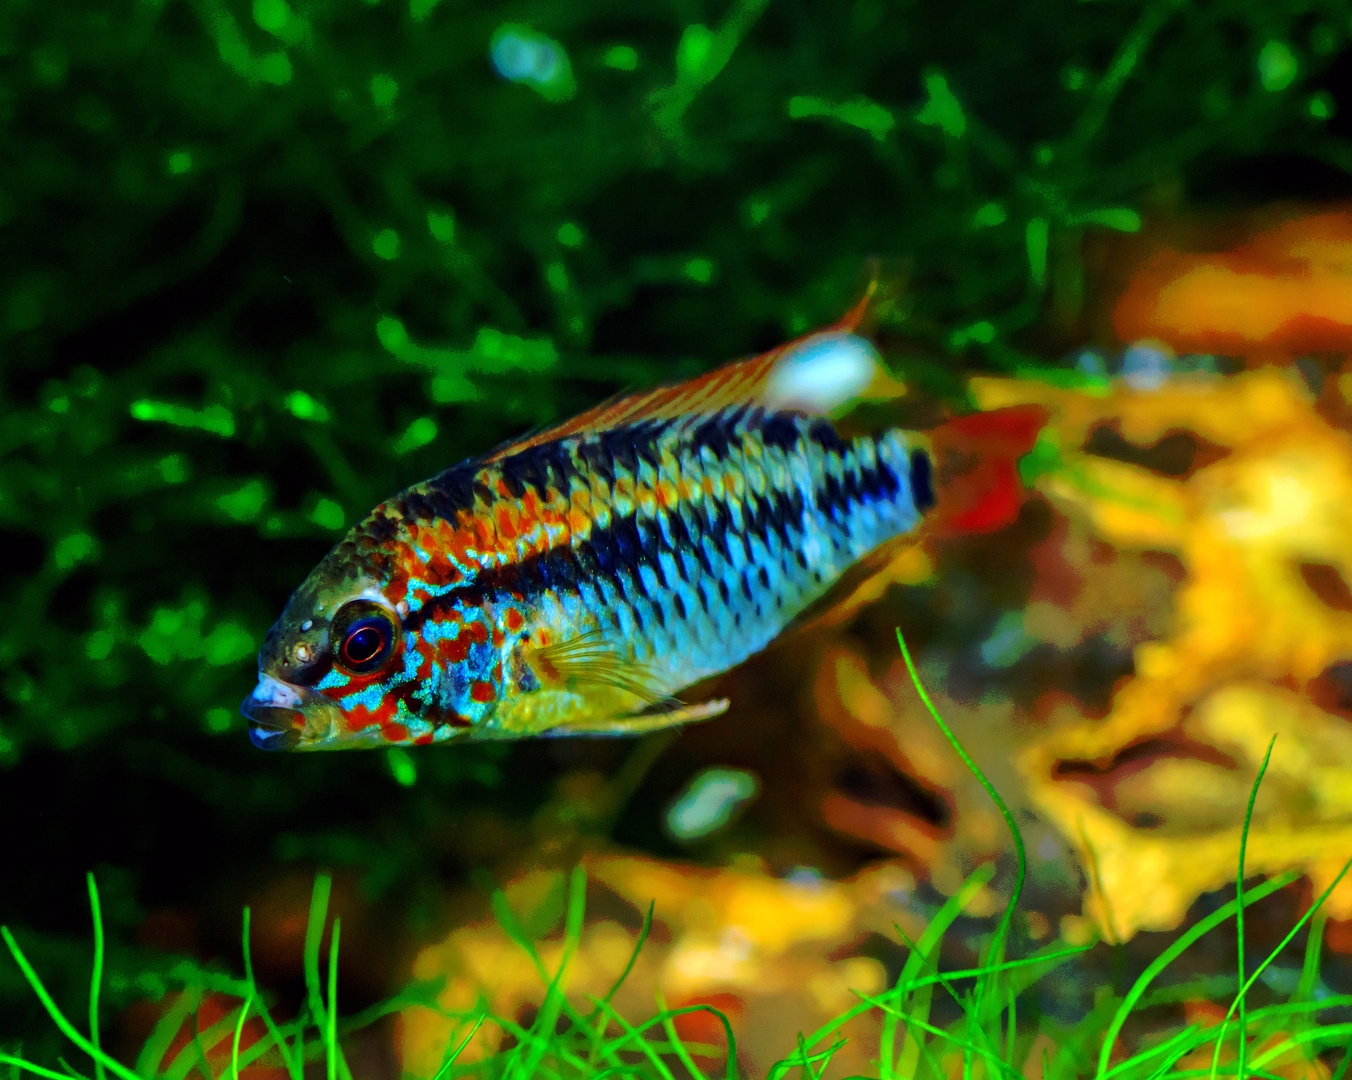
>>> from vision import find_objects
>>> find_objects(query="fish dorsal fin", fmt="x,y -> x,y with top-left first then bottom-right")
484,286 -> 879,462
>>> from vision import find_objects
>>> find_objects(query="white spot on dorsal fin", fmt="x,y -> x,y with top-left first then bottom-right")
765,331 -> 878,414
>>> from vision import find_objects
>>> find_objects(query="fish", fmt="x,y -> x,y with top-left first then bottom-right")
241,298 -> 1046,750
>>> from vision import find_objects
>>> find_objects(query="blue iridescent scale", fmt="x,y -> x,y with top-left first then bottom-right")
426,404 -> 935,695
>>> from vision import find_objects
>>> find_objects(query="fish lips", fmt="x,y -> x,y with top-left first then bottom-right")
241,673 -> 311,751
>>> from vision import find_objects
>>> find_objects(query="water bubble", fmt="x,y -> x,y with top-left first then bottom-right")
394,417 -> 438,455
603,45 -> 638,71
1121,341 -> 1173,390
683,257 -> 713,284
1074,348 -> 1108,377
766,332 -> 877,413
665,767 -> 759,841
370,73 -> 398,110
427,209 -> 456,244
372,228 -> 401,260
1258,40 -> 1297,93
490,25 -> 574,100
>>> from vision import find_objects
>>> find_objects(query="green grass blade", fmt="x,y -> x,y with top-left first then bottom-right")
587,902 -> 654,1063
229,996 -> 251,1080
855,989 -> 1018,1072
1248,1023 -> 1352,1068
134,985 -> 198,1077
85,875 -> 105,1080
0,1054 -> 83,1080
766,1034 -> 846,1080
0,928 -> 142,1080
897,630 -> 1027,985
240,907 -> 300,1080
161,996 -> 232,1080
1331,1043 -> 1352,1080
1247,994 -> 1352,1020
509,866 -> 586,1080
1210,735 -> 1275,1080
1218,854 -> 1352,1053
1295,908 -> 1327,1004
1097,870 -> 1298,1079
656,990 -> 708,1080
491,877 -> 596,1041
304,874 -> 333,1031
430,1003 -> 487,1080
582,998 -> 674,1080
890,924 -> 1014,1080
327,918 -> 352,1080
589,902 -> 653,1026
792,865 -> 993,1060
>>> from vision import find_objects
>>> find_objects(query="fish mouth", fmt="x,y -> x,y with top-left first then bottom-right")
241,704 -> 304,751
241,672 -> 327,751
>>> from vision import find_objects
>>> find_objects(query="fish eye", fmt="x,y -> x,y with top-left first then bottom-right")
331,601 -> 397,675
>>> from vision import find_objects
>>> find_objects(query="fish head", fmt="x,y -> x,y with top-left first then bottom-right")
242,521 -> 512,750
242,540 -> 410,750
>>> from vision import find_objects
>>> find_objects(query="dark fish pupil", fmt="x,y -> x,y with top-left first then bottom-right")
345,625 -> 383,664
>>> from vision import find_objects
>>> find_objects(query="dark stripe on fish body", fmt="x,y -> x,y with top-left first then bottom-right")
807,419 -> 848,454
402,408 -> 925,644
760,412 -> 803,451
909,449 -> 935,512
423,464 -> 480,517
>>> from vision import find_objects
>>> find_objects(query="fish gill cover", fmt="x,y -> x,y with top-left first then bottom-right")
4,0 -> 1352,1072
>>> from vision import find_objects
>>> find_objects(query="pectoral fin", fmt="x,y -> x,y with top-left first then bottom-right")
524,628 -> 667,706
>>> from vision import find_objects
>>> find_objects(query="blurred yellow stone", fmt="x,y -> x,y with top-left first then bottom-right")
979,365 -> 1352,937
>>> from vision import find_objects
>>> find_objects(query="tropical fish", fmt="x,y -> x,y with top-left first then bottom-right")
242,301 -> 1045,750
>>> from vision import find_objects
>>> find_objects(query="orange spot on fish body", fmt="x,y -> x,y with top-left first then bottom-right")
505,607 -> 524,632
470,680 -> 496,703
382,722 -> 410,742
495,506 -> 518,540
345,696 -> 397,732
383,573 -> 410,606
443,632 -> 471,664
414,732 -> 435,745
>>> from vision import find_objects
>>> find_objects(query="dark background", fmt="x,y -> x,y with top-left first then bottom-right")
4,0 -> 1352,1058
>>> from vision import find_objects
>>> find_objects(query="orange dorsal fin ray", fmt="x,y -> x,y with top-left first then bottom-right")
484,284 -> 879,462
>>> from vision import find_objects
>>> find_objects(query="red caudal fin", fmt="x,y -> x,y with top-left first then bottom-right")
921,404 -> 1050,535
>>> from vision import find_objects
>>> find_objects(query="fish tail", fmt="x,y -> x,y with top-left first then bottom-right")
917,405 -> 1050,535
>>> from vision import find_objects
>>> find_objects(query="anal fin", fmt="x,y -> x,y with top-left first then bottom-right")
565,698 -> 731,736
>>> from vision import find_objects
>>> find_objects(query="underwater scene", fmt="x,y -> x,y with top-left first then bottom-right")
5,0 -> 1352,1075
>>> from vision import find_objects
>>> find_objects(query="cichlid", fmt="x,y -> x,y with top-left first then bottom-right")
242,301 -> 1045,750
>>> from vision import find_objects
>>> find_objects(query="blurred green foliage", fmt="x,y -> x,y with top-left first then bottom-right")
4,0 -> 1352,1054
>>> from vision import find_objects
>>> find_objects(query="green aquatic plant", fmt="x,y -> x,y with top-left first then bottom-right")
4,645 -> 1350,1078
